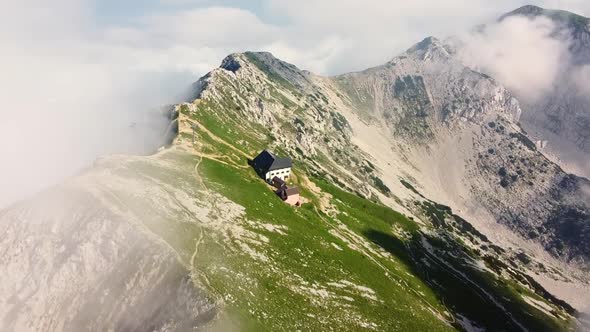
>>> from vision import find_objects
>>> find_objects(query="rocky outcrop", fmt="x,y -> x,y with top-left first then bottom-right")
335,37 -> 521,140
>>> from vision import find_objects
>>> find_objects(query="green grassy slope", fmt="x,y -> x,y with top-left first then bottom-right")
196,158 -> 452,331
189,153 -> 573,331
94,143 -> 574,330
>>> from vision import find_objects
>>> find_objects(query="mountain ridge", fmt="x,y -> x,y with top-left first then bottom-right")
501,5 -> 590,32
171,36 -> 590,326
182,23 -> 590,276
196,39 -> 589,262
2,5 -> 590,331
172,47 -> 584,329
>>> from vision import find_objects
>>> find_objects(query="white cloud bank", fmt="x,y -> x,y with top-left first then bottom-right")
457,15 -> 571,103
0,1 -> 193,207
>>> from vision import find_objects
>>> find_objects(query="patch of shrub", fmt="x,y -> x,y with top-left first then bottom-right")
294,117 -> 305,127
509,132 -> 537,151
372,176 -> 391,195
361,165 -> 374,174
400,179 -> 422,197
331,112 -> 350,133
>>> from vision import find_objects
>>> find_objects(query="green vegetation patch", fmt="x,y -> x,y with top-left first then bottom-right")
510,131 -> 537,151
196,158 -> 454,331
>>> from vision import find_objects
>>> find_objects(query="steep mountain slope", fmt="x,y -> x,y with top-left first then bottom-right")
501,5 -> 590,64
171,47 -> 588,329
335,37 -> 521,134
499,5 -> 590,175
329,36 -> 590,267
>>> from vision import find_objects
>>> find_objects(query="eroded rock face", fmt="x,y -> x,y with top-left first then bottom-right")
465,117 -> 590,264
334,37 -> 522,141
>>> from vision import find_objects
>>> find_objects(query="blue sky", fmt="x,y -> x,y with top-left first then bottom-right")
95,0 -> 275,26
83,0 -> 589,75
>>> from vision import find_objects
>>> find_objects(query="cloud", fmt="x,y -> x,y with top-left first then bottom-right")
108,0 -> 590,76
573,65 -> 590,95
101,7 -> 281,74
259,0 -> 589,74
261,0 -> 506,73
456,15 -> 571,103
0,1 -> 194,208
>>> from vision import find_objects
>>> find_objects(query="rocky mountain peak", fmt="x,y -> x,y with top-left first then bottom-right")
502,5 -> 546,18
500,5 -> 589,34
404,36 -> 452,62
220,51 -> 314,91
219,53 -> 244,72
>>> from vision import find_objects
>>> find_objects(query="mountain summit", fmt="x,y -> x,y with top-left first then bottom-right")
501,5 -> 590,31
501,4 -> 590,62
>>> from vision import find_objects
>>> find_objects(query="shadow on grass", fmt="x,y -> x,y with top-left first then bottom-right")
365,229 -> 569,332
